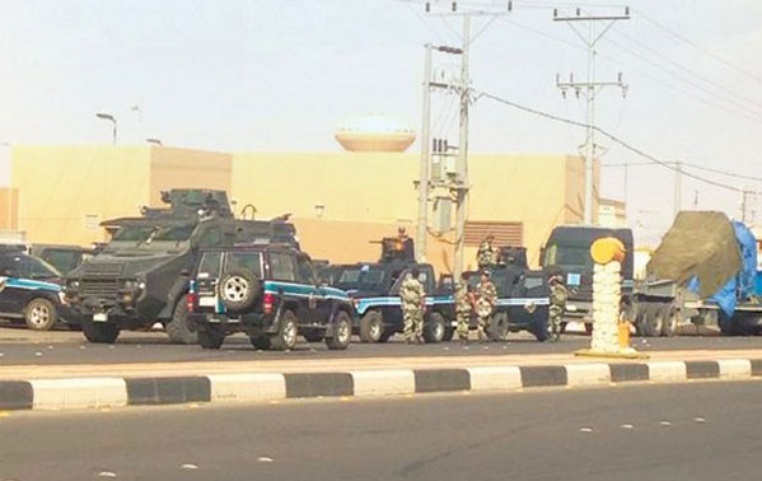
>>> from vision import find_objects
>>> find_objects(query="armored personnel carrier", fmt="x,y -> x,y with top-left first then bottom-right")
64,189 -> 298,344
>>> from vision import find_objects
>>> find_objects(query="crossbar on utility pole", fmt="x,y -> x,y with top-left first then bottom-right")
554,6 -> 629,225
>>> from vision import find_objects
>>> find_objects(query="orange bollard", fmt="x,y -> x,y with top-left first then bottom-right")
618,321 -> 631,348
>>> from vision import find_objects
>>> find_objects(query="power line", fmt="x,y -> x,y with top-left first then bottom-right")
607,29 -> 762,114
635,10 -> 762,85
603,160 -> 762,184
476,91 -> 757,194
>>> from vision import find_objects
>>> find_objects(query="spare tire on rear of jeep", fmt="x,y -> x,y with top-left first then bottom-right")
217,268 -> 261,312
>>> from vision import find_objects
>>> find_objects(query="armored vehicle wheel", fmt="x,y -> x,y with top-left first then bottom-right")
326,310 -> 352,350
528,316 -> 550,342
166,295 -> 197,344
442,327 -> 455,342
270,309 -> 298,351
82,321 -> 120,344
302,329 -> 324,343
217,268 -> 261,312
250,335 -> 272,350
488,312 -> 510,341
423,312 -> 446,343
198,328 -> 225,350
24,298 -> 58,331
359,311 -> 383,343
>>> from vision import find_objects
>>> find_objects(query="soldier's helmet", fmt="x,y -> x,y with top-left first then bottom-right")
481,269 -> 491,278
398,226 -> 407,235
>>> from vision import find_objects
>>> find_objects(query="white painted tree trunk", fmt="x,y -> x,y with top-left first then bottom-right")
591,261 -> 622,353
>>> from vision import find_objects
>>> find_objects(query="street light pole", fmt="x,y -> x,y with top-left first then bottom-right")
96,112 -> 117,145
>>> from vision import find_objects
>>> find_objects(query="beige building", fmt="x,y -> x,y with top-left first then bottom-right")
9,145 -> 599,274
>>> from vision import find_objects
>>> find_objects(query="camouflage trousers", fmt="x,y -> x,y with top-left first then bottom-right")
456,310 -> 471,341
476,308 -> 492,341
402,308 -> 424,342
549,305 -> 563,339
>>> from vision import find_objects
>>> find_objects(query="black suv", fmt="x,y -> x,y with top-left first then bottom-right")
187,244 -> 354,351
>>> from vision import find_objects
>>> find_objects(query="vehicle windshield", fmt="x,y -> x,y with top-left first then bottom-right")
335,266 -> 386,291
542,244 -> 593,272
150,225 -> 194,242
112,226 -> 155,242
111,224 -> 194,244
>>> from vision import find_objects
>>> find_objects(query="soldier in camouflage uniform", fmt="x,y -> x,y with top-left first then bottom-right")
475,270 -> 497,342
477,234 -> 498,269
454,273 -> 476,345
399,267 -> 426,344
548,273 -> 568,342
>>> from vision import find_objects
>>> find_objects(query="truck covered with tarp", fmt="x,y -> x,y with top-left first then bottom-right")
635,211 -> 762,336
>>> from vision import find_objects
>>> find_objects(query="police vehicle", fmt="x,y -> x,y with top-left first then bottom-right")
0,246 -> 73,331
336,236 -> 455,343
186,243 -> 354,351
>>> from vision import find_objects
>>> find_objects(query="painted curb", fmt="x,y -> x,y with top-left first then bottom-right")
1,359 -> 761,412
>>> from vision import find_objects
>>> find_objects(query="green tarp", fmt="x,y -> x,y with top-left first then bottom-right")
646,211 -> 741,298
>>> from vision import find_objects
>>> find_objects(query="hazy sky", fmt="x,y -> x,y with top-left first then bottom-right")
1,0 -> 760,243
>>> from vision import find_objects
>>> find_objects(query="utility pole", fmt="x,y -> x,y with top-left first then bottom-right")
420,0 -> 512,277
453,14 -> 471,277
741,189 -> 751,225
417,44 -> 434,262
673,161 -> 682,220
554,6 -> 630,225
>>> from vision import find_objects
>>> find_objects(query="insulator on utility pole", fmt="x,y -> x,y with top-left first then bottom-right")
452,2 -> 457,12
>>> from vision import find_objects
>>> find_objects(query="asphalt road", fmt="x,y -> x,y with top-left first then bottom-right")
0,323 -> 759,366
2,381 -> 762,480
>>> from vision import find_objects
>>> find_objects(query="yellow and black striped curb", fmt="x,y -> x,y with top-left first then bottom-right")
1,359 -> 761,411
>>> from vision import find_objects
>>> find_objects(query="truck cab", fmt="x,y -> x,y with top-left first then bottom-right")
540,225 -> 634,331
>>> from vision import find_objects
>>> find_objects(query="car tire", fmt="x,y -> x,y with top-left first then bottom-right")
423,311 -> 446,343
23,298 -> 58,331
217,268 -> 261,312
442,327 -> 455,342
81,321 -> 120,344
488,312 -> 509,341
198,327 -> 225,350
166,295 -> 198,345
270,309 -> 298,351
326,310 -> 352,351
358,310 -> 383,343
250,335 -> 272,350
661,305 -> 679,337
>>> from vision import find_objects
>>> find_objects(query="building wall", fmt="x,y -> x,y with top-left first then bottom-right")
149,147 -> 232,207
10,146 -> 232,246
9,146 -> 590,274
231,152 -> 585,272
11,146 -> 152,245
0,187 -> 19,230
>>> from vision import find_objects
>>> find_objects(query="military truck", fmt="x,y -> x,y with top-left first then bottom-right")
63,189 -> 298,344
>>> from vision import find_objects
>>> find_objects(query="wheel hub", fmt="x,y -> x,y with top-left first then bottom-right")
222,276 -> 248,302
